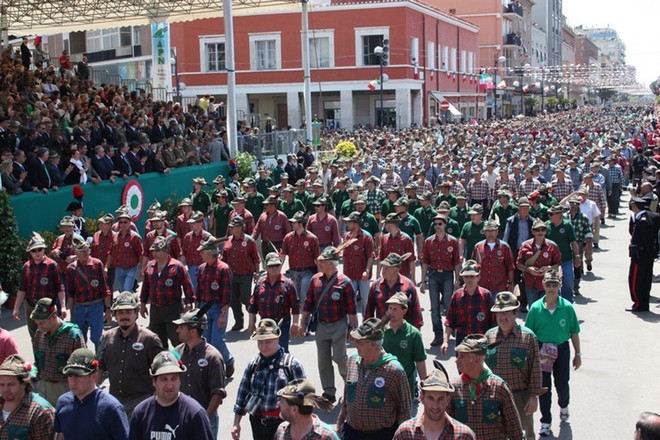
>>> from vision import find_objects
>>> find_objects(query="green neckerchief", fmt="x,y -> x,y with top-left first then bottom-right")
461,367 -> 492,402
47,321 -> 76,341
359,352 -> 398,370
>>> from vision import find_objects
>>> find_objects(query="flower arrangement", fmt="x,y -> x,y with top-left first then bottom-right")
335,141 -> 358,159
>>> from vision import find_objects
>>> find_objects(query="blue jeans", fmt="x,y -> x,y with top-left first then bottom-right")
540,341 -> 571,424
209,412 -> 219,439
526,285 -> 543,306
201,301 -> 233,367
279,316 -> 291,352
428,271 -> 454,336
560,260 -> 575,303
351,279 -> 372,315
114,265 -> 138,293
188,265 -> 200,293
286,269 -> 314,309
73,301 -> 105,345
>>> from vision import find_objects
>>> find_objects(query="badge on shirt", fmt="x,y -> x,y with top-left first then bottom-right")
331,291 -> 341,301
198,358 -> 209,367
559,319 -> 566,327
132,342 -> 144,351
543,252 -> 549,258
363,222 -> 369,229
91,280 -> 99,287
124,241 -> 130,247
211,282 -> 219,290
447,246 -> 453,252
242,241 -> 248,247
559,228 -> 565,234
303,241 -> 309,247
374,377 -> 385,388
399,340 -> 408,349
497,250 -> 502,256
165,279 -> 174,287
325,226 -> 331,232
480,230 -> 485,235
275,295 -> 282,303
274,224 -> 281,231
477,312 -> 486,322
405,220 -> 411,227
353,245 -> 359,250
40,277 -> 49,286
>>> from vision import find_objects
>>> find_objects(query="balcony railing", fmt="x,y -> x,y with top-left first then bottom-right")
503,3 -> 523,16
504,33 -> 522,46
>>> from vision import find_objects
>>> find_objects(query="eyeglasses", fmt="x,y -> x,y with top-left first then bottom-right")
532,228 -> 547,232
433,222 -> 445,226
30,248 -> 45,253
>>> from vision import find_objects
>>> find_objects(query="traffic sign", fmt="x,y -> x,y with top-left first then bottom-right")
440,100 -> 450,111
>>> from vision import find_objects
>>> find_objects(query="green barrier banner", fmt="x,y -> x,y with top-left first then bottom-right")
9,162 -> 230,237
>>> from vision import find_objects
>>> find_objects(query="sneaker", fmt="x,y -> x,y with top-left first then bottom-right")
539,423 -> 551,436
560,407 -> 570,422
430,337 -> 443,347
322,393 -> 336,404
586,262 -> 592,271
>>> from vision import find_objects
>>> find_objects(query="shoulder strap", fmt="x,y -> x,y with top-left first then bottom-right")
311,273 -> 338,315
75,262 -> 91,285
281,353 -> 294,380
524,247 -> 543,267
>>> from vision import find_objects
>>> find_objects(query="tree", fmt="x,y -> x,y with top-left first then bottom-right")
649,77 -> 660,96
0,191 -> 24,297
596,88 -> 616,102
546,97 -> 558,112
525,97 -> 539,112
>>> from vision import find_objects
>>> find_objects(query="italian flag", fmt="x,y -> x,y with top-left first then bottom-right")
367,79 -> 381,91
496,80 -> 507,89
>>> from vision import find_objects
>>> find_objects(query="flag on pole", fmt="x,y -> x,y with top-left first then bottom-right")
496,80 -> 507,89
522,85 -> 529,93
367,79 -> 380,91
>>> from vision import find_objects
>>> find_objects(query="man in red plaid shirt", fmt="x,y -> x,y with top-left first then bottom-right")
143,210 -> 182,265
175,197 -> 194,242
140,235 -> 195,347
65,239 -> 111,346
197,235 -> 235,378
182,211 -> 212,293
254,196 -> 291,257
222,216 -> 260,331
366,253 -> 423,329
342,211 -> 375,315
51,216 -> 82,278
301,246 -> 358,403
13,232 -> 66,341
108,211 -> 143,294
515,219 -> 561,306
228,197 -> 255,236
91,214 -> 116,293
378,213 -> 416,282
441,261 -> 495,355
281,211 -> 320,308
248,253 -> 302,352
472,220 -> 515,294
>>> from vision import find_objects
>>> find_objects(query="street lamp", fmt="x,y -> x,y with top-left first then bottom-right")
494,55 -> 506,118
374,42 -> 388,128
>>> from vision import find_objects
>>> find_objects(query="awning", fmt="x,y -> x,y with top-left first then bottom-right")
429,92 -> 462,117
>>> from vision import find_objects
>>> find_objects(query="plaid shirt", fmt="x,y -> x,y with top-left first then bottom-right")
342,229 -> 375,279
381,173 -> 403,192
222,234 -> 260,275
567,211 -> 592,242
254,210 -> 291,242
65,257 -> 111,303
227,209 -> 256,236
448,373 -> 523,440
140,257 -> 195,306
276,415 -> 339,440
550,178 -> 573,201
34,321 -> 85,382
519,178 -> 541,197
144,229 -> 182,260
445,287 -> 495,336
175,214 -> 192,241
415,180 -> 434,197
586,182 -> 607,214
379,232 -> 415,278
467,179 -> 489,202
248,274 -> 300,319
307,214 -> 340,247
0,392 -> 55,439
303,272 -> 356,322
450,181 -> 466,196
494,177 -> 518,199
393,415 -> 476,440
363,189 -> 387,217
516,239 -> 562,291
472,240 -> 515,294
111,230 -> 143,268
282,230 -> 320,269
607,164 -> 624,184
343,352 -> 411,432
234,347 -> 305,415
485,325 -> 544,395
19,257 -> 63,301
51,234 -> 78,272
422,233 -> 460,271
91,230 -> 115,266
197,258 -> 232,304
365,275 -> 423,329
182,230 -> 211,266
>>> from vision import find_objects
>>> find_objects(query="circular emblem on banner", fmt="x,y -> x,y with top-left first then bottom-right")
303,241 -> 309,247
121,181 -> 145,221
325,226 -> 331,232
91,280 -> 99,287
40,277 -> 49,286
559,319 -> 566,327
211,282 -> 219,290
543,252 -> 549,258
274,224 -> 281,231
198,358 -> 209,367
374,377 -> 385,388
477,312 -> 486,322
332,291 -> 341,301
132,342 -> 144,351
559,228 -> 565,234
447,246 -> 453,252
399,340 -> 408,349
165,279 -> 173,287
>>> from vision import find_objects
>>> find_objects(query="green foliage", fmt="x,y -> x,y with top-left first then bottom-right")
85,216 -> 99,236
0,192 -> 23,295
650,78 -> 660,96
160,193 -> 182,225
236,152 -> 257,181
525,97 -> 539,110
546,97 -> 558,111
596,88 -> 616,102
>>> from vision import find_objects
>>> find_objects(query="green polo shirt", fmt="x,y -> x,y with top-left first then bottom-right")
413,206 -> 437,238
295,191 -> 313,212
272,167 -> 285,184
279,199 -> 306,220
399,214 -> 422,239
190,190 -> 211,214
435,193 -> 457,208
530,204 -> 548,222
460,221 -> 485,258
449,205 -> 470,230
256,177 -> 274,197
340,199 -> 357,218
311,192 -> 334,212
212,203 -> 233,237
407,199 -> 420,214
490,202 -> 519,236
357,211 -> 380,237
383,321 -> 427,399
444,217 -> 462,239
245,192 -> 265,220
381,199 -> 396,218
539,195 -> 558,208
332,189 -> 350,212
545,219 -> 576,261
525,296 -> 580,344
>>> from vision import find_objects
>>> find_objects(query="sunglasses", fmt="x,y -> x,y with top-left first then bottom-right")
30,248 -> 45,253
532,228 -> 547,232
433,222 -> 445,226
119,220 -> 130,224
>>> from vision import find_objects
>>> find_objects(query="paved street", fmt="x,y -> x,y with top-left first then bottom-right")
2,194 -> 658,439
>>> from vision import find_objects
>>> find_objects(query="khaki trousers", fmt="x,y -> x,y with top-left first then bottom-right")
513,389 -> 536,440
315,319 -> 348,397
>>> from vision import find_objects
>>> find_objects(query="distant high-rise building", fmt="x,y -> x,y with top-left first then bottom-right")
575,26 -> 626,66
531,0 -> 563,65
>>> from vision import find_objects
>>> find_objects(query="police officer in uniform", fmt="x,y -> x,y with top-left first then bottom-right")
627,196 -> 659,312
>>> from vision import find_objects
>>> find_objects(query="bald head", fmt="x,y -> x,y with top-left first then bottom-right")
636,412 -> 660,440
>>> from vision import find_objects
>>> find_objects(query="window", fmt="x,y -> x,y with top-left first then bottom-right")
86,28 -> 123,52
450,47 -> 457,71
249,33 -> 281,71
309,36 -> 330,68
442,46 -> 449,70
427,41 -> 435,71
461,50 -> 466,73
362,34 -> 384,65
206,42 -> 226,72
354,27 -> 389,67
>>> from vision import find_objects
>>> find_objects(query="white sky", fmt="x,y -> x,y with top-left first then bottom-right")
562,0 -> 660,88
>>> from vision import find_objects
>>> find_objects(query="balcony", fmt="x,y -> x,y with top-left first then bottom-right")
503,3 -> 523,17
504,33 -> 522,47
